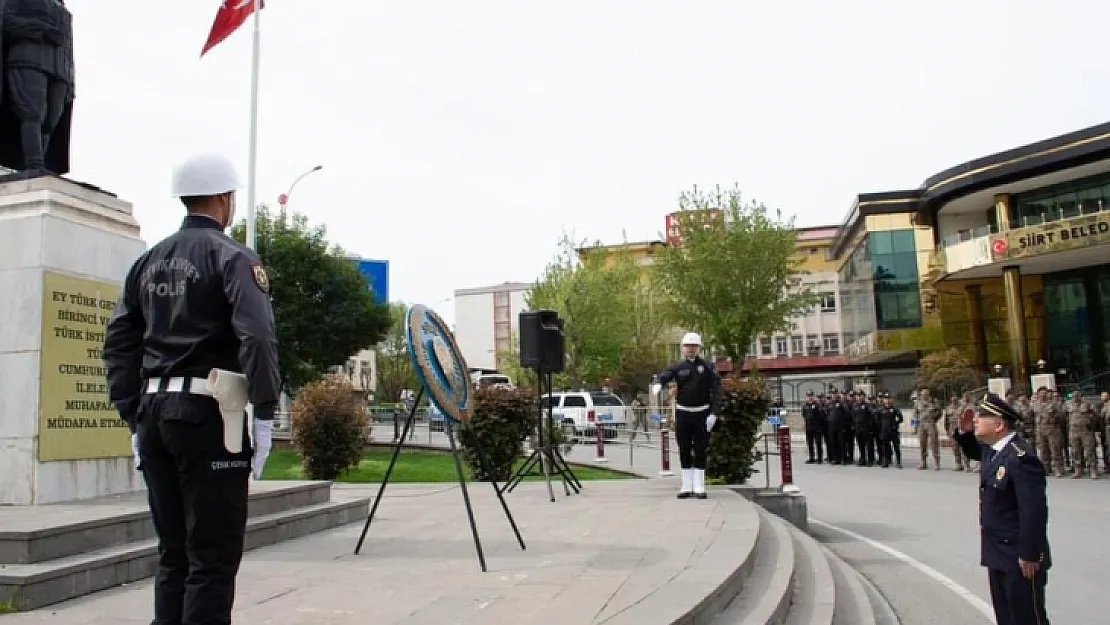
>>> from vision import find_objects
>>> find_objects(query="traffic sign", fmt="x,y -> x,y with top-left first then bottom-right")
767,415 -> 783,426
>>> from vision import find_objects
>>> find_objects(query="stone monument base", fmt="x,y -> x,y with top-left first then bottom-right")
0,175 -> 147,505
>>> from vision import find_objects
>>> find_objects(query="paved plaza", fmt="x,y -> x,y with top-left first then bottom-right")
4,479 -> 755,625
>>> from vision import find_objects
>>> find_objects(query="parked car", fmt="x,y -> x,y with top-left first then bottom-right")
544,391 -> 628,441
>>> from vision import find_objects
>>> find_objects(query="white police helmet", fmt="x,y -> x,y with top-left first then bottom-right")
681,332 -> 702,346
171,153 -> 242,198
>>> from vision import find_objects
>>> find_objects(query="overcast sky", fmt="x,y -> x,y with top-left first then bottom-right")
70,1 -> 1110,325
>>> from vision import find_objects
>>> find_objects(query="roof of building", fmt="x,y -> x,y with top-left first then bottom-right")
453,281 -> 533,297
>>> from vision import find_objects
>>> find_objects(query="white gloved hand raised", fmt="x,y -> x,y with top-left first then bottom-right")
706,414 -> 718,432
251,419 -> 274,480
132,433 -> 142,470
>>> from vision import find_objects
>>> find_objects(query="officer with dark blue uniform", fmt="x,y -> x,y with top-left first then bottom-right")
852,391 -> 875,466
954,393 -> 1052,625
103,153 -> 282,625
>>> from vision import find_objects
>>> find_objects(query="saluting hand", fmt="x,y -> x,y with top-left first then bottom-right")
1018,558 -> 1040,580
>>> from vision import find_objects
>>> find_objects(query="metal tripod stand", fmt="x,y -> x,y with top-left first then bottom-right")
505,369 -> 582,501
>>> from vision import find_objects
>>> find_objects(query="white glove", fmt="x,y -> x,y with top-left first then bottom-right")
706,414 -> 718,432
251,419 -> 274,480
131,434 -> 142,470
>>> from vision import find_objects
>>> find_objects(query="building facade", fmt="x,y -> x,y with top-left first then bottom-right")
829,120 -> 1110,394
453,281 -> 531,372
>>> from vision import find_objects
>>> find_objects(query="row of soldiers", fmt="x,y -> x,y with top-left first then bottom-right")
1012,388 -> 1109,479
800,388 -> 907,468
802,386 -> 1110,478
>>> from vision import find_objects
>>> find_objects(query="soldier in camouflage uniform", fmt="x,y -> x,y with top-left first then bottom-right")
943,396 -> 966,471
1052,390 -> 1071,469
914,388 -> 942,470
1066,391 -> 1100,479
1032,387 -> 1064,478
1014,393 -> 1034,441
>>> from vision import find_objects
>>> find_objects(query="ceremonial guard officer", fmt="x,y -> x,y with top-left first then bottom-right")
657,332 -> 723,499
825,389 -> 848,465
954,394 -> 1052,625
802,390 -> 826,464
851,391 -> 874,466
103,153 -> 282,625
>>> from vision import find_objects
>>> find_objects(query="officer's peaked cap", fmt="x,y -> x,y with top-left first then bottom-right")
681,332 -> 702,346
978,393 -> 1021,424
172,153 -> 242,198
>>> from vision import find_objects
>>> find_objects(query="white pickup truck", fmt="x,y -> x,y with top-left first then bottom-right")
545,391 -> 628,441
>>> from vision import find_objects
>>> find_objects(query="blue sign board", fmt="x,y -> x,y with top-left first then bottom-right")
356,259 -> 389,305
767,415 -> 782,426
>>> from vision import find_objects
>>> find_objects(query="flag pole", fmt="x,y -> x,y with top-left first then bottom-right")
245,0 -> 262,250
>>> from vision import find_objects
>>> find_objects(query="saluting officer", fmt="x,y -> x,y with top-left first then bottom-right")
103,153 -> 282,625
954,394 -> 1052,625
657,332 -> 723,499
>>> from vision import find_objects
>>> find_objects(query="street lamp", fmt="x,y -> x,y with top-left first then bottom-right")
277,164 -> 323,217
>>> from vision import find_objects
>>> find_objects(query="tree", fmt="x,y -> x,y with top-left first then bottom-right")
914,347 -> 984,400
654,184 -> 820,367
230,205 -> 391,391
527,235 -> 670,392
375,302 -> 421,403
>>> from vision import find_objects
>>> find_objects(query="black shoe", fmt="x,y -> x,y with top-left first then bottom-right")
694,492 -> 708,499
805,459 -> 815,464
816,459 -> 824,464
677,492 -> 693,499
857,461 -> 866,467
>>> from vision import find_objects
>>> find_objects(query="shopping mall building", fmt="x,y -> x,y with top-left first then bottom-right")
832,120 -> 1110,394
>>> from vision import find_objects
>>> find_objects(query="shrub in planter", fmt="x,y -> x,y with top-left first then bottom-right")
291,374 -> 369,481
706,377 -> 767,485
457,387 -> 537,481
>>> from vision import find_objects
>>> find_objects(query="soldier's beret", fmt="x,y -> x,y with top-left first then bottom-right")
978,393 -> 1021,424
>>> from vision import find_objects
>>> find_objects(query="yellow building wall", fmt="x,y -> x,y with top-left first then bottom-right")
934,275 -> 1045,371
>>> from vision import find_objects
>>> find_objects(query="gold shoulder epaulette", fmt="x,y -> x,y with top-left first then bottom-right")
1011,441 -> 1026,457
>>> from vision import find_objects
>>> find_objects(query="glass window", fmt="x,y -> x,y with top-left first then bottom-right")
820,292 -> 836,312
891,252 -> 919,281
495,292 -> 510,306
791,335 -> 804,354
890,230 -> 916,254
776,336 -> 788,354
563,395 -> 587,407
590,393 -> 624,406
760,337 -> 772,356
806,334 -> 820,354
822,334 -> 840,355
869,231 -> 893,255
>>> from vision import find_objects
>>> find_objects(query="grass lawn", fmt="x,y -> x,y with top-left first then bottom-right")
262,449 -> 636,483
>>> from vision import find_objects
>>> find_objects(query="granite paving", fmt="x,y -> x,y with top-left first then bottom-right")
3,479 -> 758,625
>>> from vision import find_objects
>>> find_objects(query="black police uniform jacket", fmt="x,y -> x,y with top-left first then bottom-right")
827,398 -> 849,433
876,406 -> 903,440
955,432 -> 1052,574
802,401 -> 826,433
103,215 -> 282,430
657,357 -> 723,414
851,401 -> 872,433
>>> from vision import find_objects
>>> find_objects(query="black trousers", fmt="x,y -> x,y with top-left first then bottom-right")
675,409 -> 710,470
805,430 -> 825,461
840,429 -> 855,462
137,391 -> 252,625
879,435 -> 901,466
826,427 -> 842,463
988,567 -> 1050,625
855,430 -> 874,465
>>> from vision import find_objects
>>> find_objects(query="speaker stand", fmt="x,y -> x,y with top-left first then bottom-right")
505,368 -> 582,500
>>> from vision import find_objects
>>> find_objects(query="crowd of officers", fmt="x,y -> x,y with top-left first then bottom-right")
801,387 -> 1110,478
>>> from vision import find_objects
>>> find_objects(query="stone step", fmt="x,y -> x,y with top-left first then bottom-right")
0,492 -> 368,611
782,521 -> 835,625
0,481 -> 331,565
711,507 -> 796,625
856,569 -> 901,625
821,543 -> 877,625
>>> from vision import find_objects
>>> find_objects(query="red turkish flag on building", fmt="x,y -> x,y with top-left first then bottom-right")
201,0 -> 264,57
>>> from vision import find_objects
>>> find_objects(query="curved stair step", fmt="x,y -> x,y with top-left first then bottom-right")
856,569 -> 901,625
781,522 -> 835,625
711,507 -> 795,625
820,544 -> 876,625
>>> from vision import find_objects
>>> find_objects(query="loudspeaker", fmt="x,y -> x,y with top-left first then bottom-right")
519,310 -> 565,373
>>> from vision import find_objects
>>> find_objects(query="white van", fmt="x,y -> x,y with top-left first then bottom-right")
544,391 -> 628,441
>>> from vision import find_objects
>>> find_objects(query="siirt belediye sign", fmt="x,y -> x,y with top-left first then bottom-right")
993,213 -> 1110,260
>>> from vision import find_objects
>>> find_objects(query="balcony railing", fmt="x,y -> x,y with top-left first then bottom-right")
940,233 -> 994,274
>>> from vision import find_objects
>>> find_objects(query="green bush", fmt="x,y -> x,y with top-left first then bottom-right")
291,375 -> 369,480
456,387 -> 537,481
707,378 -> 767,485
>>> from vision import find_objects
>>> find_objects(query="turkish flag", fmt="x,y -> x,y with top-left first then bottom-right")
201,0 -> 264,57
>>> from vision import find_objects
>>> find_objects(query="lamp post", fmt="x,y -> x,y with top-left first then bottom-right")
277,164 -> 323,219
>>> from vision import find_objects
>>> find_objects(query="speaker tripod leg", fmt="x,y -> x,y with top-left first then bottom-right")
506,449 -> 540,493
472,435 -> 526,550
446,420 -> 487,572
354,387 -> 423,555
552,446 -> 583,492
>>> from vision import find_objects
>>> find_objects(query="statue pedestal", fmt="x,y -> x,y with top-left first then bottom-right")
0,175 -> 147,504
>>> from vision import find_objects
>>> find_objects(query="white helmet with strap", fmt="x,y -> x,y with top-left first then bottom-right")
171,153 -> 242,197
681,332 -> 702,346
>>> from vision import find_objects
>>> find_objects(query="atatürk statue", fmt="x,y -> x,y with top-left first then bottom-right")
0,0 -> 74,176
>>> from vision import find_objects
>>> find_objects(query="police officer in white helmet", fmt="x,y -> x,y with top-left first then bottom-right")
103,152 -> 281,625
656,332 -> 723,499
